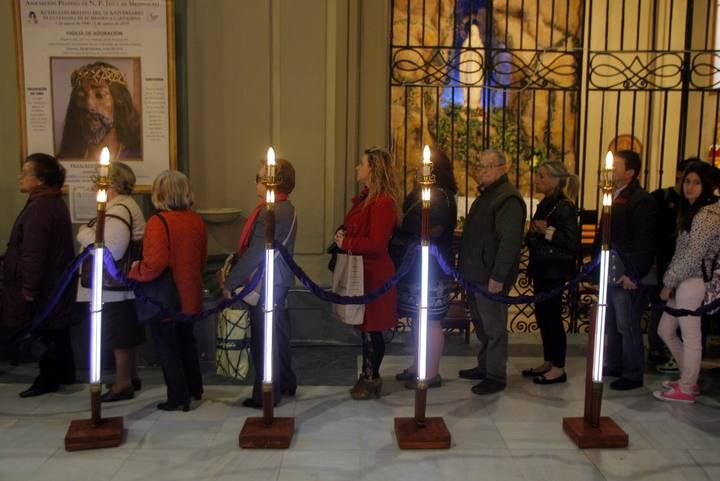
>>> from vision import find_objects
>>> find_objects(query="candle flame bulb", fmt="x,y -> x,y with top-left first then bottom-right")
422,145 -> 431,176
267,147 -> 276,166
605,151 -> 613,171
97,189 -> 107,203
100,147 -> 110,166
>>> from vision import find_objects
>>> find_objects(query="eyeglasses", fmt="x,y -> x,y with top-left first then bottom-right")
477,163 -> 503,170
255,174 -> 262,184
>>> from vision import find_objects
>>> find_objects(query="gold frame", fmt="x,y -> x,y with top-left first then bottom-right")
12,0 -> 178,193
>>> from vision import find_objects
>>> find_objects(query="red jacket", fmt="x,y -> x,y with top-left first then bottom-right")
129,210 -> 207,315
342,191 -> 398,331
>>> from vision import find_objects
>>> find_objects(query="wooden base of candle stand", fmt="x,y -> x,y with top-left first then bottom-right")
394,417 -> 451,449
65,417 -> 124,451
239,417 -> 294,449
562,417 -> 628,449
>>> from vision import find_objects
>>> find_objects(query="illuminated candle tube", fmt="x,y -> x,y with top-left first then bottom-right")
263,249 -> 275,383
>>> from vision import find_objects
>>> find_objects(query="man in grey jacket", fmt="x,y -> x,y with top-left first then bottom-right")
458,149 -> 527,394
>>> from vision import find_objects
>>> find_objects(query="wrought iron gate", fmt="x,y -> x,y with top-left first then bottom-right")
389,0 -> 720,333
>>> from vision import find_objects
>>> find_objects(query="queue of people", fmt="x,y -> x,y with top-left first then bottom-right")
1,147 -> 719,410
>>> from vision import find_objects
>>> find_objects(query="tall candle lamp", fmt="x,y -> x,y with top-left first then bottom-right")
562,151 -> 629,448
65,147 -> 124,451
395,145 -> 451,449
239,147 -> 295,449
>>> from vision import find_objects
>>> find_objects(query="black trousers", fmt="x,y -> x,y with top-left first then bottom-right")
148,320 -> 203,405
35,328 -> 75,388
361,331 -> 386,379
533,277 -> 567,369
248,287 -> 296,404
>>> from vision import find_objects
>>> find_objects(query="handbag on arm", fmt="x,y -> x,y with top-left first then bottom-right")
80,203 -> 143,291
134,213 -> 181,322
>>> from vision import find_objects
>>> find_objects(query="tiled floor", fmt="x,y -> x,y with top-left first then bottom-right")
1,346 -> 720,480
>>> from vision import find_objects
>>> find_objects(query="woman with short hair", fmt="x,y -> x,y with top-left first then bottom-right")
1,153 -> 77,398
334,147 -> 400,400
223,158 -> 298,408
128,170 -> 207,411
77,162 -> 146,402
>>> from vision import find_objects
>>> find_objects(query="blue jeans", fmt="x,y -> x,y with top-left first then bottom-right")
604,287 -> 646,382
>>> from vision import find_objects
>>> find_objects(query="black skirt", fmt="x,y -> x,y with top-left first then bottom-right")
103,300 -> 146,349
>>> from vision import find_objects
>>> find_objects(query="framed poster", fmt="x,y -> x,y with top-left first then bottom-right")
13,0 -> 177,191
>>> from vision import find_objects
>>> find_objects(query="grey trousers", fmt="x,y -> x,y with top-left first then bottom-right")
467,291 -> 509,383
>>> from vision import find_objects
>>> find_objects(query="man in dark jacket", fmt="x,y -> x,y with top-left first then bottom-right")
458,149 -> 527,395
1,153 -> 77,397
604,150 -> 657,390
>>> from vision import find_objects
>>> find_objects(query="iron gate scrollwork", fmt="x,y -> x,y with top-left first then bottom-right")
389,0 -> 720,333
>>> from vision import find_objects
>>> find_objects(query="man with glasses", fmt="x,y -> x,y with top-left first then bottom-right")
458,149 -> 526,395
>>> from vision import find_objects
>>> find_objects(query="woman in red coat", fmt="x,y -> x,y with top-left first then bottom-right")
129,170 -> 207,412
334,146 -> 400,399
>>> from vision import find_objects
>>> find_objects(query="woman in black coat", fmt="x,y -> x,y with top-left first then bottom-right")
1,153 -> 77,397
522,160 -> 579,384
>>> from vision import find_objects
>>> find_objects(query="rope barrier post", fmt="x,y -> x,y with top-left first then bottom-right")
563,151 -> 628,449
395,145 -> 451,449
65,147 -> 123,451
239,147 -> 294,449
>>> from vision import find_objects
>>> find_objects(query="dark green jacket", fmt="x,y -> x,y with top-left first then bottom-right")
459,174 -> 526,291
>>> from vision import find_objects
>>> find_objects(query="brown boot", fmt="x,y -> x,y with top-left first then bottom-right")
349,375 -> 365,395
350,376 -> 382,400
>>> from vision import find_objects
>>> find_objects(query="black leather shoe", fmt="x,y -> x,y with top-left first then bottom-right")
19,384 -> 58,398
282,386 -> 297,396
106,378 -> 142,391
533,373 -> 567,385
101,386 -> 134,402
395,368 -> 417,381
522,367 -> 551,377
458,366 -> 486,380
609,378 -> 643,391
157,400 -> 190,412
471,379 -> 506,395
404,374 -> 442,389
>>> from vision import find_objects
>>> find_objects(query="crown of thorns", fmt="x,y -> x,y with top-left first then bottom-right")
71,63 -> 127,88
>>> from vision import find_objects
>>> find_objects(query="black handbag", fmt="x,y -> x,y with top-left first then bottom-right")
134,213 -> 180,323
80,204 -> 142,291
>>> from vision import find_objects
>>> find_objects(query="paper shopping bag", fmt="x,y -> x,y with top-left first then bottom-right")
331,253 -> 365,325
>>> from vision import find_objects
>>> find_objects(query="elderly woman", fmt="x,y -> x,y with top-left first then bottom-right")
335,147 -> 400,400
522,160 -> 579,384
77,162 -> 146,402
223,158 -> 298,408
128,171 -> 207,411
1,153 -> 76,398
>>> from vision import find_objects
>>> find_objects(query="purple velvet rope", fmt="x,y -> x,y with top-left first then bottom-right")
102,248 -> 265,322
274,240 -> 418,304
30,245 -> 93,332
429,244 -> 601,304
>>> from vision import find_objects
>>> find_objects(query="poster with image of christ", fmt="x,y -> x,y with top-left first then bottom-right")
13,0 -> 177,190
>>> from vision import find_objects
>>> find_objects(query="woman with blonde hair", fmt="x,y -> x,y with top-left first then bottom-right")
129,170 -> 207,411
334,147 -> 400,399
77,162 -> 146,401
522,159 -> 579,384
